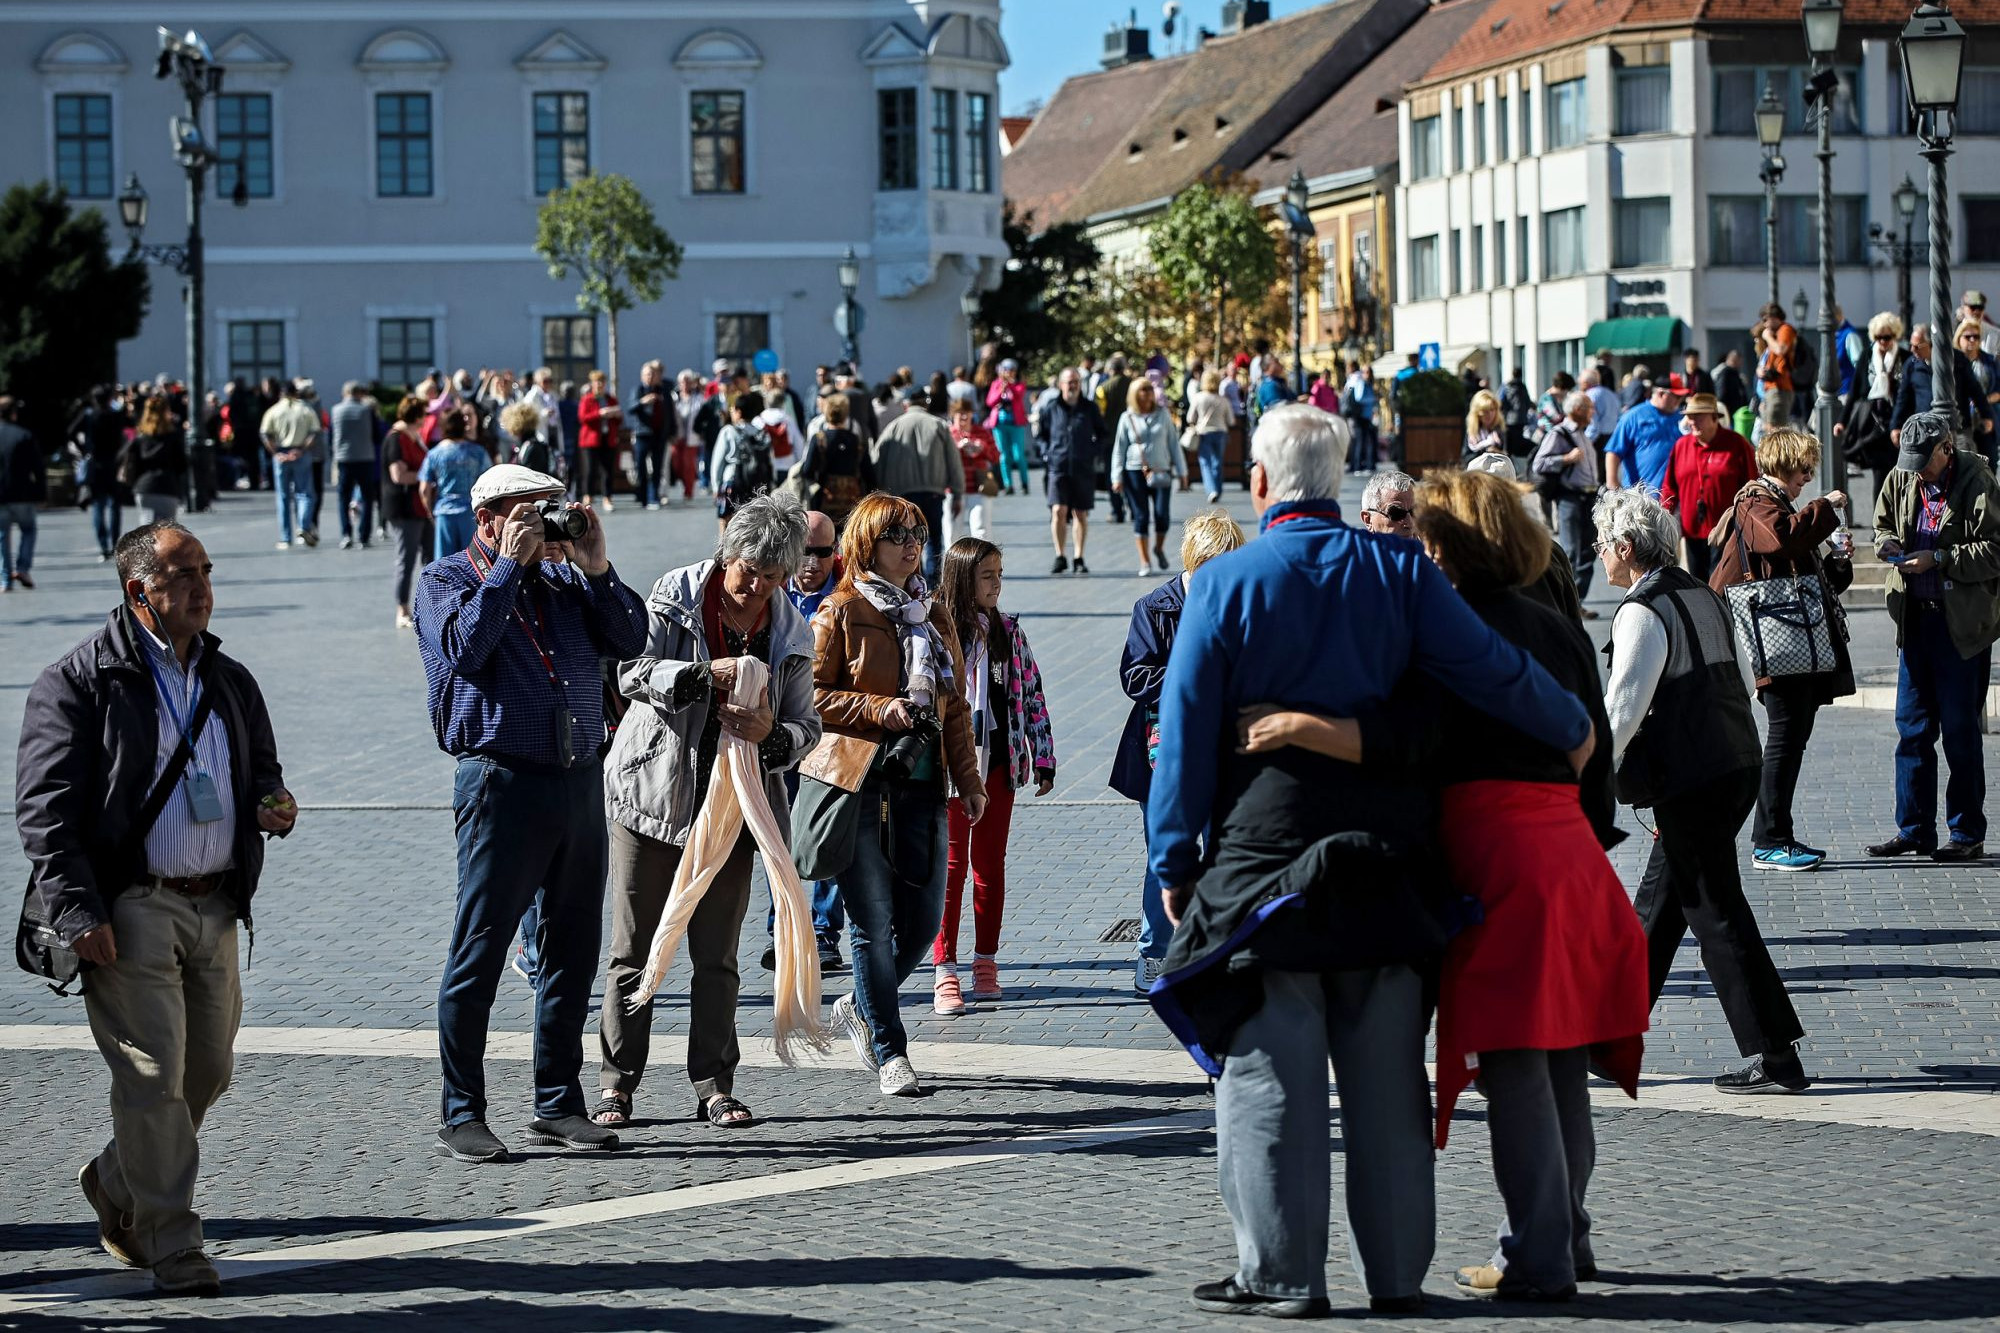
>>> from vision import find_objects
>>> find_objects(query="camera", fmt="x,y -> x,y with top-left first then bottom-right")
880,703 -> 942,780
534,497 -> 589,542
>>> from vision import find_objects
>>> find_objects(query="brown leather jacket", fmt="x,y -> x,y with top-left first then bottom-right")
1709,477 -> 1855,700
810,584 -> 984,799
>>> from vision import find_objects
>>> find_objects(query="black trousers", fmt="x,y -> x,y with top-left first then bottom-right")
1682,539 -> 1715,582
1634,767 -> 1804,1058
1753,679 -> 1821,849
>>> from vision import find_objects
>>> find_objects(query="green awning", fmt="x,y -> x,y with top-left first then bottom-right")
1583,317 -> 1683,357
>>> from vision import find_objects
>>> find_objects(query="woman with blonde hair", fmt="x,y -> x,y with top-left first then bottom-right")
1112,379 -> 1185,575
1464,389 -> 1508,469
1185,368 -> 1237,504
1838,312 -> 1905,506
126,395 -> 188,523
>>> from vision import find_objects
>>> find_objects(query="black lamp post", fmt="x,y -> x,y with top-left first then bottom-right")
1867,175 -> 1925,338
835,246 -> 863,370
1900,1 -> 1967,434
1285,170 -> 1311,390
1803,0 -> 1844,501
119,26 -> 229,509
1756,83 -> 1787,310
959,286 -> 982,372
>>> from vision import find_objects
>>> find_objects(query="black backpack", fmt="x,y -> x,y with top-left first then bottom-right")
734,427 -> 774,494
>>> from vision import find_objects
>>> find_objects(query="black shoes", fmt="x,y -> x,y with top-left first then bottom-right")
1932,841 -> 1986,862
818,938 -> 849,973
1192,1276 -> 1331,1319
528,1115 -> 621,1151
760,945 -> 777,972
1073,558 -> 1090,576
1866,834 -> 1931,857
1051,554 -> 1068,575
1713,1051 -> 1810,1095
435,1120 -> 509,1163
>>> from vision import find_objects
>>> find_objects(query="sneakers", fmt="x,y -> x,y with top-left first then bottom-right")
1137,564 -> 1153,578
275,540 -> 291,550
1051,554 -> 1069,575
78,1160 -> 143,1268
1192,1275 -> 1331,1319
832,993 -> 878,1071
817,936 -> 849,973
527,1114 -> 621,1151
340,536 -> 355,550
1713,1051 -> 1810,1094
510,948 -> 536,987
968,956 -> 1001,1002
933,967 -> 967,1016
1753,844 -> 1824,872
1135,955 -> 1165,995
300,528 -> 319,548
434,1120 -> 509,1163
879,1055 -> 923,1096
152,1247 -> 222,1296
1073,558 -> 1090,576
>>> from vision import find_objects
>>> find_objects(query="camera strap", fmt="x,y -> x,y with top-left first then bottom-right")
465,541 -> 561,694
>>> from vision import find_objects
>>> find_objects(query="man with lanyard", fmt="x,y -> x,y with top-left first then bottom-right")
414,464 -> 648,1163
17,520 -> 294,1295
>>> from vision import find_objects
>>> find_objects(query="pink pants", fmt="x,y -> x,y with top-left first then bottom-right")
933,779 -> 1016,964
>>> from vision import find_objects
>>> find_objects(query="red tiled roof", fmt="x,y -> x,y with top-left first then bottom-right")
1000,53 -> 1189,227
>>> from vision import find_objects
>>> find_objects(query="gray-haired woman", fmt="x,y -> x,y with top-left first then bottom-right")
594,493 -> 823,1129
1595,487 -> 1810,1094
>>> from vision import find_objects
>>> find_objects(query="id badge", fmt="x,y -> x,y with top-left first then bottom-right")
185,770 -> 227,824
554,705 -> 577,769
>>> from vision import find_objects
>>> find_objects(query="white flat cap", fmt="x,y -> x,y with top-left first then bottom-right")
470,463 -> 564,510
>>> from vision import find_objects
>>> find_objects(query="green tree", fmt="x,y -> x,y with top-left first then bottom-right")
0,183 -> 150,449
1147,174 -> 1280,359
534,173 -> 682,396
977,208 -> 1103,376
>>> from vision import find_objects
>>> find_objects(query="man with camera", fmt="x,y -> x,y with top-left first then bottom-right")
414,464 -> 648,1162
17,520 -> 295,1295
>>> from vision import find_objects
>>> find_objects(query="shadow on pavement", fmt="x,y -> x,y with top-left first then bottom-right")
58,1294 -> 833,1330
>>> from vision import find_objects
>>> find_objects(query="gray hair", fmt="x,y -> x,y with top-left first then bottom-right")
1251,403 -> 1348,502
1591,487 -> 1680,571
1563,390 -> 1590,416
717,491 -> 809,576
1362,469 -> 1417,513
115,519 -> 194,591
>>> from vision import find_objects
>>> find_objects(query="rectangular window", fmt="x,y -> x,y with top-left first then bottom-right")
1614,65 -> 1671,136
54,93 -> 113,198
1519,91 -> 1533,156
1516,214 -> 1531,282
1545,78 -> 1586,149
375,92 -> 433,197
541,315 -> 596,385
227,320 -> 285,386
1451,105 -> 1465,172
533,92 -> 590,195
1777,195 -> 1865,265
878,88 -> 918,190
1713,66 -> 1862,136
1614,197 -> 1672,267
1708,195 -> 1767,266
690,90 -> 745,195
1496,91 -> 1510,159
1411,115 -> 1442,180
1495,218 -> 1509,285
1471,223 -> 1485,289
1539,338 -> 1584,378
1318,239 -> 1340,307
1449,227 -> 1463,294
931,88 -> 958,190
964,91 -> 992,193
714,312 -> 771,366
377,318 -> 434,389
215,92 -> 273,200
1473,97 -> 1488,167
1543,206 -> 1586,277
1409,235 -> 1440,302
1967,197 -> 2000,262
1960,69 -> 2000,135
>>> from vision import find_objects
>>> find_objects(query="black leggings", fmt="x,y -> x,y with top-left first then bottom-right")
1753,679 -> 1821,849
579,449 -> 614,499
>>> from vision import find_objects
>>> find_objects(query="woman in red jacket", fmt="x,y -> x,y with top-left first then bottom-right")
1659,392 -> 1757,580
576,369 -> 623,511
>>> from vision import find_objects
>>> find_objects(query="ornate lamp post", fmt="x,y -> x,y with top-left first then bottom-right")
119,27 -> 227,508
1899,1 -> 1968,433
835,245 -> 863,369
1803,0 -> 1844,499
1284,170 -> 1311,390
1867,175 -> 1925,339
959,286 -> 982,372
1756,83 -> 1787,311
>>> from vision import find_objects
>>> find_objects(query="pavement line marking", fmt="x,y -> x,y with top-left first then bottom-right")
0,1108 -> 1216,1314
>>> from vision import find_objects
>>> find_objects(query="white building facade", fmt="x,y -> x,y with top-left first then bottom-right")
6,1 -> 1009,389
1391,26 -> 2000,390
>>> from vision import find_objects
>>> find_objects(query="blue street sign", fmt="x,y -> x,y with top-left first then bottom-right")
752,348 -> 779,374
1418,342 -> 1441,371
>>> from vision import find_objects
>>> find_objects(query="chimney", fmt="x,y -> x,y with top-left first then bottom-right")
1102,9 -> 1153,68
1221,1 -> 1272,33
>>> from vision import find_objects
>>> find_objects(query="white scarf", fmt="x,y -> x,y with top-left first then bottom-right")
856,573 -> 947,707
1869,345 -> 1896,402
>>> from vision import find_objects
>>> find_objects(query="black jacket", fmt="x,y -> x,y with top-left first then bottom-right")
1033,395 -> 1107,478
129,430 -> 187,499
16,607 -> 287,946
1894,347 -> 1992,437
0,420 -> 45,504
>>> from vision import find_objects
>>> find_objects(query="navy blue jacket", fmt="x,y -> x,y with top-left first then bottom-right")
1109,575 -> 1186,803
1033,395 -> 1107,478
1893,347 -> 1992,439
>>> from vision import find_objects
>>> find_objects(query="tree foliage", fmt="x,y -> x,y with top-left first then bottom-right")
534,173 -> 682,395
976,208 -> 1106,379
0,183 -> 149,448
1147,173 -> 1284,359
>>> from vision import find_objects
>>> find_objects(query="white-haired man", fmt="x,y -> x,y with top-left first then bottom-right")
1358,470 -> 1417,539
1147,403 -> 1594,1318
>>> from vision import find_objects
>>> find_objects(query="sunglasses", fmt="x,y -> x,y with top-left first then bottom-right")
803,544 -> 835,559
1876,334 -> 1898,343
1368,504 -> 1413,523
878,524 -> 931,548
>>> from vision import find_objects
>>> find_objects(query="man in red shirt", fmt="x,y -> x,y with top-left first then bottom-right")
1660,392 -> 1758,581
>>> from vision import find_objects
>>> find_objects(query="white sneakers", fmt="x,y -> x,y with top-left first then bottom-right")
879,1056 -> 922,1097
831,993 -> 877,1071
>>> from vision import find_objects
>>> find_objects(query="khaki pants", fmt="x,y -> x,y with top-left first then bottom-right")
83,884 -> 242,1263
1759,388 -> 1793,429
598,821 -> 754,1102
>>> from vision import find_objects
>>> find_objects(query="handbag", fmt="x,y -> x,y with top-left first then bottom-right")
979,468 -> 1001,498
791,733 -> 881,881
1720,498 -> 1845,679
16,687 -> 216,995
1179,424 -> 1200,453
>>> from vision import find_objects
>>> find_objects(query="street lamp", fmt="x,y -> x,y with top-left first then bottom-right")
958,285 -> 982,373
1756,82 -> 1786,310
1793,287 -> 1810,328
1803,0 -> 1844,502
1900,0 -> 1967,434
1284,169 -> 1311,390
834,245 -> 863,369
1868,174 -> 1927,335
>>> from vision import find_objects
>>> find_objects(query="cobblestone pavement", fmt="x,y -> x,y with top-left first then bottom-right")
0,478 -> 1994,1330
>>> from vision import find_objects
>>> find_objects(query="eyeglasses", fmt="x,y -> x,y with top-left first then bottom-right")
878,524 -> 930,548
803,544 -> 835,559
1367,504 -> 1413,523
1875,334 -> 1898,344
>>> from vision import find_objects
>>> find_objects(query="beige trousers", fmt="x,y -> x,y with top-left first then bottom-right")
82,884 -> 242,1263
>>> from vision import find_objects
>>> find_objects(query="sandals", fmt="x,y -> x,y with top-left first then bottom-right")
696,1094 -> 755,1128
590,1092 -> 632,1127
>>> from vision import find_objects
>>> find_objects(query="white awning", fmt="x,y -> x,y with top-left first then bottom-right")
1372,345 -> 1488,378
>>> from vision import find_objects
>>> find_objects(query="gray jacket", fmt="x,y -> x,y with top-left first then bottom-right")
603,560 -> 821,846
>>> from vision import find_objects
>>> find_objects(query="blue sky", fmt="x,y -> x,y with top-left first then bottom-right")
998,0 -> 1323,115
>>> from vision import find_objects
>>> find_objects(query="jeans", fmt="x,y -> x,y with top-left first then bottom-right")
993,424 -> 1031,490
1479,1046 -> 1595,1292
633,434 -> 668,505
903,490 -> 947,584
272,458 -> 311,542
766,878 -> 846,943
1894,601 -> 1992,846
437,756 -> 607,1127
1196,431 -> 1227,497
1753,678 -> 1821,849
842,780 -> 948,1067
1138,863 -> 1174,960
1122,470 -> 1173,536
91,492 -> 123,556
1634,767 -> 1804,1057
1215,966 -> 1435,1301
391,517 -> 433,606
303,459 -> 325,532
1,501 -> 36,585
1347,418 -> 1378,473
1556,493 -> 1596,599
434,510 -> 475,562
335,461 -> 377,541
935,781 -> 1016,964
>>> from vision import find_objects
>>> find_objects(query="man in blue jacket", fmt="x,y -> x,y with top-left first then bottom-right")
1606,372 -> 1686,492
1147,404 -> 1594,1318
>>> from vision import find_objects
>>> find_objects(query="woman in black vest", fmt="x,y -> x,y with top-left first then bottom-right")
1594,486 -> 1809,1095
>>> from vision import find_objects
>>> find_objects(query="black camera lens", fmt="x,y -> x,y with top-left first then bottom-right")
535,498 -> 589,542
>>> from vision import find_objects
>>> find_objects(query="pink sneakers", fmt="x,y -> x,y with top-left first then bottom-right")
968,956 -> 1001,1002
933,968 -> 967,1016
